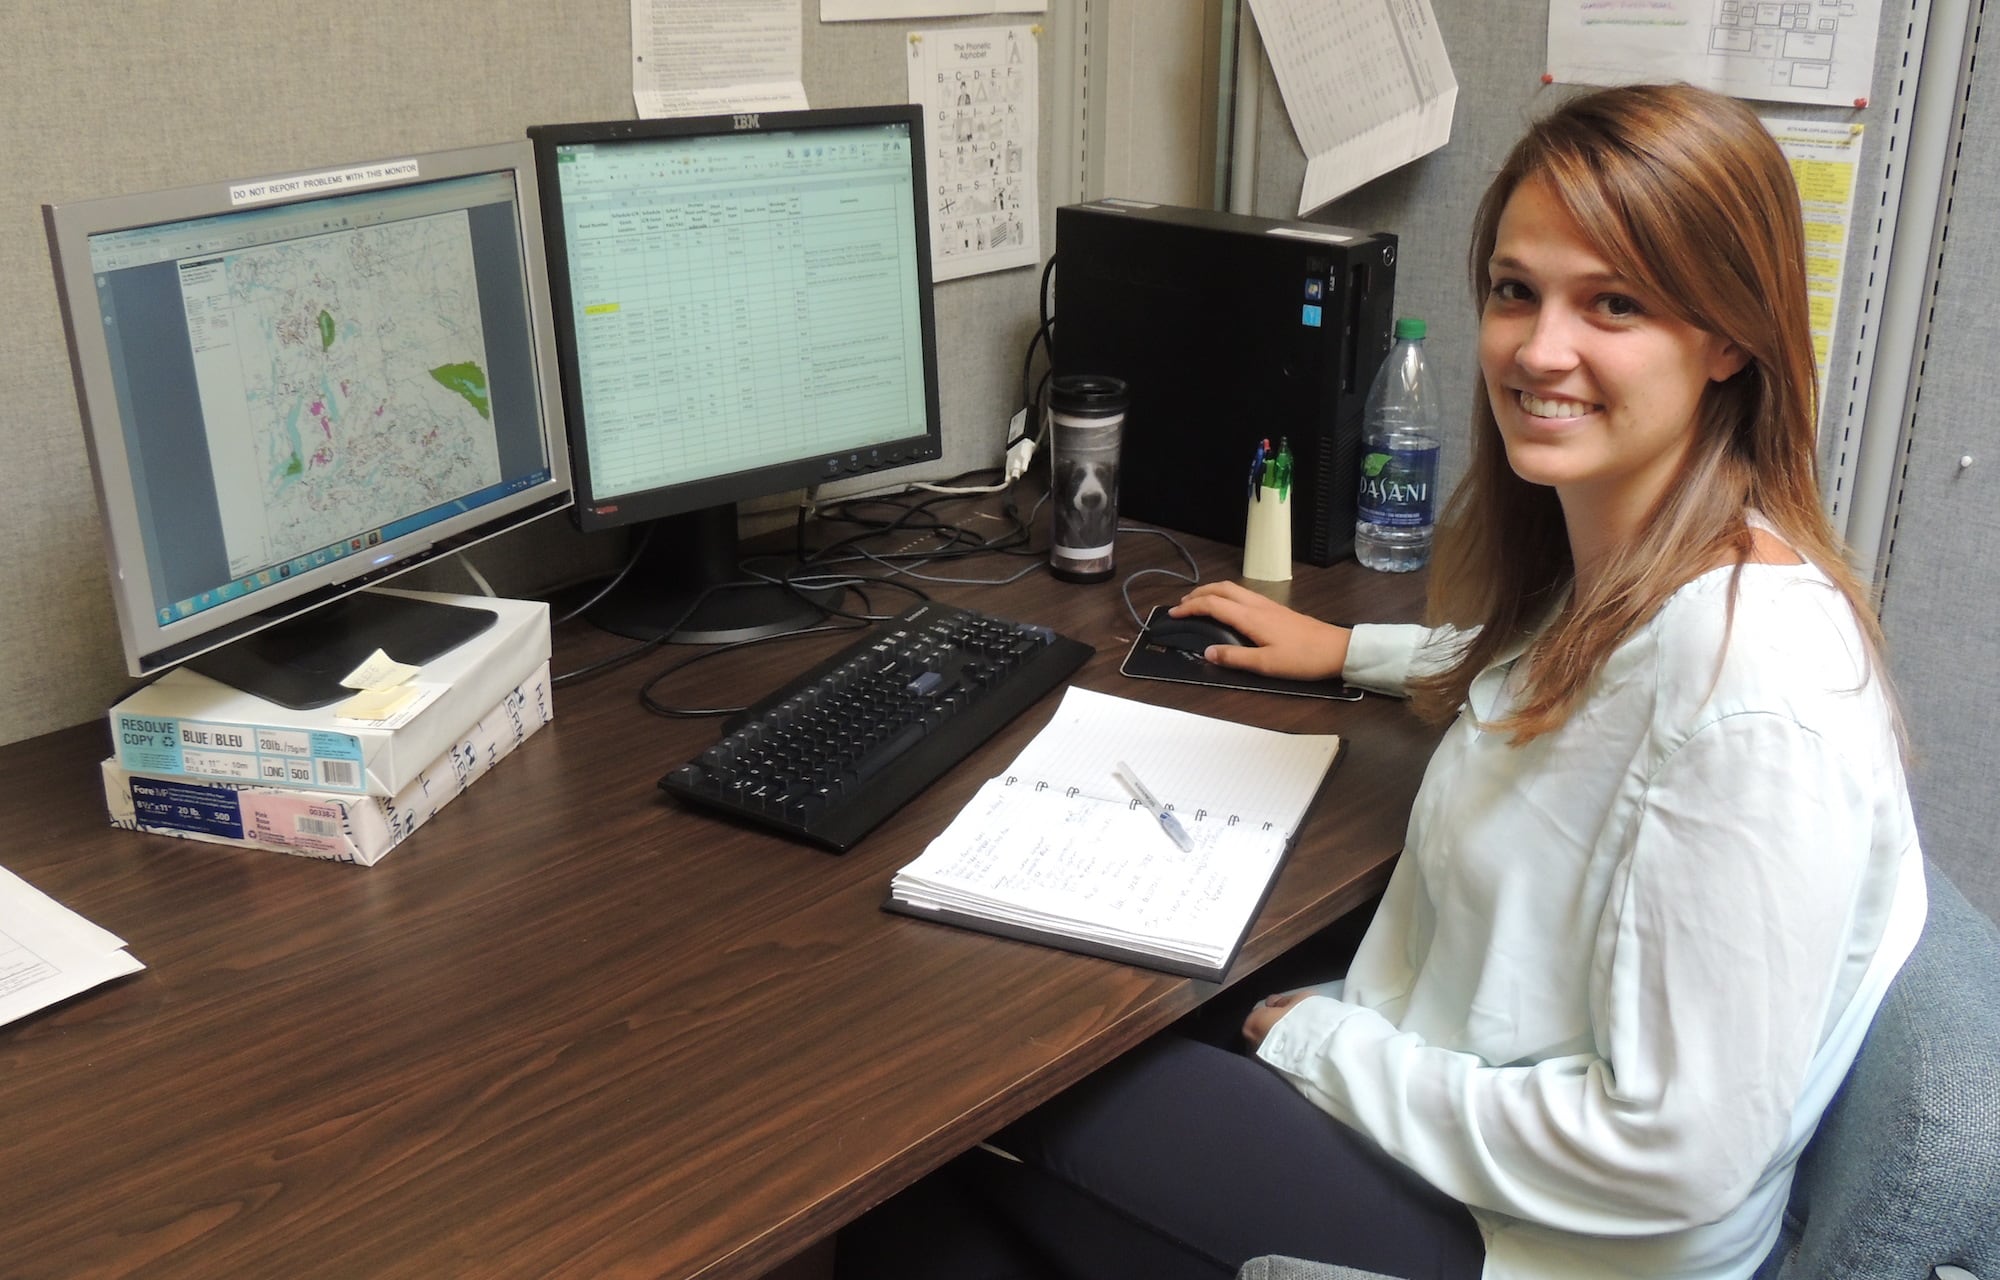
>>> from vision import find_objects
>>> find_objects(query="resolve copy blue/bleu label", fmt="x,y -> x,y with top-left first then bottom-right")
114,713 -> 368,791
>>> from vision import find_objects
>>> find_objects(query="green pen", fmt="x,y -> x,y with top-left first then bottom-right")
1270,437 -> 1294,501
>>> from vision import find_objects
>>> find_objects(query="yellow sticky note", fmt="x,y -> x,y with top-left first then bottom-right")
334,685 -> 421,721
340,649 -> 420,691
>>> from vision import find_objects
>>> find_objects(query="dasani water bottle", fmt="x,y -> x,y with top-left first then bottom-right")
1354,316 -> 1441,572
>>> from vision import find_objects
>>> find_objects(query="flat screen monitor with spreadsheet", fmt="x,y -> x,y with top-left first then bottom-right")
530,105 -> 943,643
44,142 -> 572,708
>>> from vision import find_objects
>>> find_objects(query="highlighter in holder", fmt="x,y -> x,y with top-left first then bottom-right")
1242,437 -> 1293,581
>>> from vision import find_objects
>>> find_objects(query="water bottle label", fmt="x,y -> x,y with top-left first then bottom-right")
1357,445 -> 1438,527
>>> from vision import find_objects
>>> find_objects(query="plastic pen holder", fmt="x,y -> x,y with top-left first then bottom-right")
1242,488 -> 1292,581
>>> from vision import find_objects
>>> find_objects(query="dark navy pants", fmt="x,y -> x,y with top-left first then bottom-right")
836,1034 -> 1485,1280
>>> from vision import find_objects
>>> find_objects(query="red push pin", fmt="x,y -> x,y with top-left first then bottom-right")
1542,72 -> 1555,84
1853,97 -> 1868,108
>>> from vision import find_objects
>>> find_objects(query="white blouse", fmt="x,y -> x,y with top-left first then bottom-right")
1256,561 -> 1927,1279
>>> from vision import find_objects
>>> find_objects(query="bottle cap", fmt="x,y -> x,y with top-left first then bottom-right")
1394,316 -> 1426,340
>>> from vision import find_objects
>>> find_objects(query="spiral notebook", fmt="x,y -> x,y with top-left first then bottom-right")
885,686 -> 1345,979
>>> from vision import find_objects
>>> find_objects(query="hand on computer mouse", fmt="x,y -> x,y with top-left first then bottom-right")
1142,615 -> 1253,655
1172,582 -> 1351,680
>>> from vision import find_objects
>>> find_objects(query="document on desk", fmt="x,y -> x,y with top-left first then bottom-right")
0,864 -> 143,1028
886,687 -> 1343,979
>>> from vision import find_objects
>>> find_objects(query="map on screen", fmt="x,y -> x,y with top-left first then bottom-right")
180,208 -> 502,578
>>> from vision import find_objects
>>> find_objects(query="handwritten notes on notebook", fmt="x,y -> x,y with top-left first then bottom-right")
887,687 -> 1343,979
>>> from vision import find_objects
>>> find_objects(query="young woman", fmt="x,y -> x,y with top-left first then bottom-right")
837,83 -> 1926,1280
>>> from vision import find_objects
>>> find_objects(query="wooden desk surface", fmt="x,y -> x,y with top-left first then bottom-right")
0,529 -> 1432,1280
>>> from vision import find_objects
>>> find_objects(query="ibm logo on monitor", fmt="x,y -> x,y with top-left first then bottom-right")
732,113 -> 760,130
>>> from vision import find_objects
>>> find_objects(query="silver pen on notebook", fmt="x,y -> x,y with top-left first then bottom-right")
1115,760 -> 1195,852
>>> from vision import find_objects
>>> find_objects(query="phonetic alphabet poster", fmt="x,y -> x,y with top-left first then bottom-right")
908,25 -> 1041,281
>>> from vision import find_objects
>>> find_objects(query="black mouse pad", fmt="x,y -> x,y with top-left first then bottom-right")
1121,606 -> 1364,702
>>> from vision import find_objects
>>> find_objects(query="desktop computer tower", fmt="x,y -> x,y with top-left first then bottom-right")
1052,200 -> 1397,564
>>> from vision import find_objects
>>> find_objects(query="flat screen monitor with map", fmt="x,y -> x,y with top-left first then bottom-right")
45,141 -> 572,707
531,105 -> 943,643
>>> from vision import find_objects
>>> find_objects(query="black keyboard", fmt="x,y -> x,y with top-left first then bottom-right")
660,602 -> 1094,851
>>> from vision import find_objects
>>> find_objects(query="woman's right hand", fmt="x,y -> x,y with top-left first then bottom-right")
1242,989 -> 1312,1049
1171,582 -> 1352,681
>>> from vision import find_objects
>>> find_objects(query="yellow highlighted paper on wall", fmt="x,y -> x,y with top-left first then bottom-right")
1768,118 -> 1864,410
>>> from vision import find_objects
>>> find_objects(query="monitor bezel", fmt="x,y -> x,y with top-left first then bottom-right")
528,104 -> 944,534
44,140 -> 573,679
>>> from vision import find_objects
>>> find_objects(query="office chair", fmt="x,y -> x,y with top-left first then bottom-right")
1238,860 -> 2000,1280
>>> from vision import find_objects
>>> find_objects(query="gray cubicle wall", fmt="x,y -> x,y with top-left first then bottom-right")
1871,3 -> 2000,918
0,1 -> 1061,748
1239,0 -> 1997,915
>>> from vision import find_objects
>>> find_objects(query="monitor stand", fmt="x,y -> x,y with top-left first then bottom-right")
584,505 -> 840,646
186,592 -> 498,711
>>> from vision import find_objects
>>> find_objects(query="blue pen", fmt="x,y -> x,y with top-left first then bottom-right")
1115,760 -> 1195,852
1249,439 -> 1267,502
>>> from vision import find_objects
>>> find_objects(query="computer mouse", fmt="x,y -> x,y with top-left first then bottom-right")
1143,615 -> 1253,655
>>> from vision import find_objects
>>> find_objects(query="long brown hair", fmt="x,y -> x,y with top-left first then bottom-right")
1410,83 -> 1887,738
